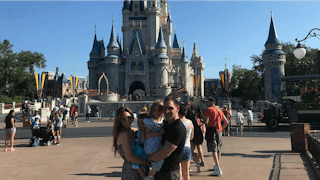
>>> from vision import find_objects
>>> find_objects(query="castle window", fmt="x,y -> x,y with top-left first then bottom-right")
135,4 -> 138,8
131,61 -> 136,70
135,11 -> 138,16
138,61 -> 144,70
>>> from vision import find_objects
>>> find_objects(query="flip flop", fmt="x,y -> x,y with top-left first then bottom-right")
10,148 -> 15,151
4,148 -> 7,152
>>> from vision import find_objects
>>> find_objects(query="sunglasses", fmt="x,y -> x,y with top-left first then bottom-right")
121,116 -> 134,121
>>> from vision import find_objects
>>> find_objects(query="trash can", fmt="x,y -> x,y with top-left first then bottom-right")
23,114 -> 31,127
290,123 -> 310,152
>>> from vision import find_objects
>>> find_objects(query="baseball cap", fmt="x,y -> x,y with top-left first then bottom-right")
206,98 -> 215,102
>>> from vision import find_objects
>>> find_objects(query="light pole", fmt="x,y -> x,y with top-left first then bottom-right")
294,28 -> 320,74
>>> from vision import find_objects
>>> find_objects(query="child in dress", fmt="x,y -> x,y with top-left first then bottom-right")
144,100 -> 165,180
132,113 -> 150,179
235,109 -> 244,135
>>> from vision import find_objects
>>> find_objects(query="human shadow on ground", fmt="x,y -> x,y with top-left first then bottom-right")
221,152 -> 272,159
108,166 -> 122,168
74,171 -> 121,177
254,150 -> 291,154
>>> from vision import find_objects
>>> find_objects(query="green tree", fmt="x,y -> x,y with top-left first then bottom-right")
0,39 -> 46,102
230,65 -> 264,104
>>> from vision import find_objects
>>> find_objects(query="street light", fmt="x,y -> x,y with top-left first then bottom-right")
294,28 -> 320,60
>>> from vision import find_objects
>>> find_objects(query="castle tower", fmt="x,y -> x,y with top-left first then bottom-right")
190,36 -> 205,97
262,13 -> 286,102
88,31 -> 105,89
154,26 -> 170,96
180,40 -> 188,88
171,26 -> 182,66
105,18 -> 120,93
122,0 -> 130,51
146,0 -> 161,49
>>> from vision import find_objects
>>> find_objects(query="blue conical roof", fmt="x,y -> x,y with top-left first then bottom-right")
167,14 -> 171,22
107,24 -> 120,48
172,33 -> 179,48
90,34 -> 100,55
155,27 -> 167,48
265,14 -> 282,45
181,46 -> 188,63
123,0 -> 129,10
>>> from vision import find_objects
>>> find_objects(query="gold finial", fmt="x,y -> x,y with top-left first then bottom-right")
174,26 -> 176,34
225,55 -> 227,69
194,34 -> 196,43
168,5 -> 170,13
112,15 -> 114,26
94,23 -> 96,34
183,38 -> 185,47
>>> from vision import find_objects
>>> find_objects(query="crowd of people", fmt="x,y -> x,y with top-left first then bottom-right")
112,97 -> 256,179
4,96 -> 255,179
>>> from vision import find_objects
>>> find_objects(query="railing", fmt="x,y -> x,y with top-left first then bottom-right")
307,130 -> 320,166
4,104 -> 12,109
15,103 -> 22,108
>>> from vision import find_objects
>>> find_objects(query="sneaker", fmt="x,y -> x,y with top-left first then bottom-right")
211,167 -> 222,176
240,132 -> 243,135
144,176 -> 155,180
200,162 -> 206,167
75,125 -> 78,127
57,143 -> 61,146
196,163 -> 201,173
189,167 -> 192,173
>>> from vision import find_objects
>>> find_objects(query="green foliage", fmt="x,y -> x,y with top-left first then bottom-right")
1,96 -> 12,104
230,64 -> 264,104
0,39 -> 46,102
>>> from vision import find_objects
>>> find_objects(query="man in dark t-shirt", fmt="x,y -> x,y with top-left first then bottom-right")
148,97 -> 186,180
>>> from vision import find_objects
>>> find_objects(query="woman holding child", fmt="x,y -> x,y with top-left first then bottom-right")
112,107 -> 149,180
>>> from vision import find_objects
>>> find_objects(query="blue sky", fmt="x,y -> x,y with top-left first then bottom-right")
1,1 -> 320,80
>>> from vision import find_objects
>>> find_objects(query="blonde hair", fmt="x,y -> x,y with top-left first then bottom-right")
149,99 -> 163,119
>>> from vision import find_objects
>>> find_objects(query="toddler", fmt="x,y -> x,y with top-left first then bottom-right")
144,100 -> 165,180
235,109 -> 244,135
132,113 -> 149,179
247,107 -> 253,132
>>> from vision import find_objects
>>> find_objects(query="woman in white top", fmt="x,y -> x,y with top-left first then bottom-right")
178,104 -> 194,180
247,107 -> 253,132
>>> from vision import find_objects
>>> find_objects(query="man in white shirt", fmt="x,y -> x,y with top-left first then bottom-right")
86,105 -> 91,122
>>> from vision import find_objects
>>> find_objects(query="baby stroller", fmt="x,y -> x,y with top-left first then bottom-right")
29,124 -> 54,146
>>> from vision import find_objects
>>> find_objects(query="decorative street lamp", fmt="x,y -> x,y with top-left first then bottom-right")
294,28 -> 320,60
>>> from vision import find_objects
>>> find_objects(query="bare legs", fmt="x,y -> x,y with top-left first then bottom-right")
236,124 -> 243,135
181,161 -> 190,180
10,132 -> 15,150
247,121 -> 252,132
4,133 -> 9,150
196,144 -> 205,164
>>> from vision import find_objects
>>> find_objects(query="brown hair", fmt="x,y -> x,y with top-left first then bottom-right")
112,107 -> 133,156
149,100 -> 163,119
138,113 -> 150,120
164,96 -> 179,107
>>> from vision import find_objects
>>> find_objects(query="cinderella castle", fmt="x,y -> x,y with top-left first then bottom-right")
88,0 -> 205,97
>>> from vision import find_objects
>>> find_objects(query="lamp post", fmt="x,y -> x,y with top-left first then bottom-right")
294,28 -> 320,74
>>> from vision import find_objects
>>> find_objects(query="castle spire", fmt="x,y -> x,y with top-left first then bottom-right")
192,34 -> 198,58
181,39 -> 188,63
172,26 -> 179,49
155,26 -> 167,48
107,16 -> 119,48
265,12 -> 281,45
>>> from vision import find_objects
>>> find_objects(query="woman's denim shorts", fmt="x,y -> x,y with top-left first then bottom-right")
5,127 -> 16,134
182,147 -> 191,161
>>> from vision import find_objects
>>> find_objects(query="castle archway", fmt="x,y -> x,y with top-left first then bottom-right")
98,72 -> 109,95
129,81 -> 145,96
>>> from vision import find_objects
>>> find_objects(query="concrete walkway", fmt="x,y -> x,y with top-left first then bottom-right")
0,114 -> 318,180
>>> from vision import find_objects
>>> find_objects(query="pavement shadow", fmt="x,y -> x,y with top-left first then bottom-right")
221,152 -> 272,158
254,150 -> 291,154
108,166 -> 122,168
74,172 -> 121,177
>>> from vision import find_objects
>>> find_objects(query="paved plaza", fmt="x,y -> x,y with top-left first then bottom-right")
0,112 -> 318,180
